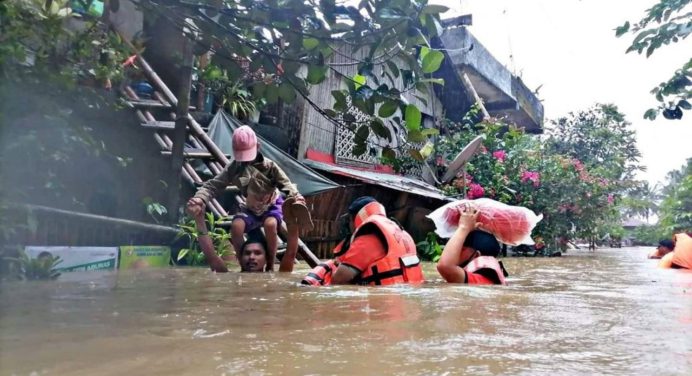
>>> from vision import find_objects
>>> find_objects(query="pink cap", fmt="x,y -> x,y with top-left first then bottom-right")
232,125 -> 258,162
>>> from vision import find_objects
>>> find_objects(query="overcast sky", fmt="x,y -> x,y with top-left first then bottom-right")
435,0 -> 692,185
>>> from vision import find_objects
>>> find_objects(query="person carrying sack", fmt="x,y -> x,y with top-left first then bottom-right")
186,125 -> 313,272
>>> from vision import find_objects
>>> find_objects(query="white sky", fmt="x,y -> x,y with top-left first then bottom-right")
435,0 -> 692,185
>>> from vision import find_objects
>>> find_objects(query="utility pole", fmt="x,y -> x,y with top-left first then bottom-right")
167,37 -> 193,224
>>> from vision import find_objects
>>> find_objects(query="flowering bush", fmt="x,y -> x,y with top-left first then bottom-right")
435,104 -> 639,243
492,150 -> 506,163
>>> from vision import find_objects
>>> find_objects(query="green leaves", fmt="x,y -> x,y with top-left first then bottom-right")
421,48 -> 445,74
378,100 -> 398,118
643,108 -> 658,120
352,74 -> 367,90
302,38 -> 320,50
405,104 -> 421,131
382,147 -> 396,161
386,60 -> 400,78
370,118 -> 391,141
615,21 -> 630,37
332,90 -> 348,111
421,128 -> 440,137
355,125 -> 370,142
266,84 -> 280,104
618,3 -> 690,120
352,125 -> 370,156
306,65 -> 328,84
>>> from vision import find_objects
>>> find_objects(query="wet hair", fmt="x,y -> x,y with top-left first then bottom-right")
658,239 -> 675,250
348,196 -> 377,215
242,232 -> 268,257
464,230 -> 501,257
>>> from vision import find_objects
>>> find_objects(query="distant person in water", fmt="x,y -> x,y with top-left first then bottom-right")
436,203 -> 508,285
649,239 -> 675,259
303,196 -> 425,286
192,211 -> 278,273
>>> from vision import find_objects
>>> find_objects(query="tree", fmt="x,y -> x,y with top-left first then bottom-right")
434,104 -> 641,245
1,1 -> 129,198
658,158 -> 692,232
1,0 -> 450,227
544,104 -> 643,182
136,0 -> 449,155
0,1 -> 169,228
621,181 -> 660,221
616,0 -> 692,120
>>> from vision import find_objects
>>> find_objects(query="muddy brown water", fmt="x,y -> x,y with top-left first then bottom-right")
1,247 -> 691,376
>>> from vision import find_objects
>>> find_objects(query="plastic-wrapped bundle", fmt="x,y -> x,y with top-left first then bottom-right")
427,198 -> 543,246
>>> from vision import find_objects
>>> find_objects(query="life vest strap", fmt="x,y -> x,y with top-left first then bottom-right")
305,272 -> 323,280
360,265 -> 404,285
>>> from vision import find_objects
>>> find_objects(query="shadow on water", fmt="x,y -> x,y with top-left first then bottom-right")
1,247 -> 690,375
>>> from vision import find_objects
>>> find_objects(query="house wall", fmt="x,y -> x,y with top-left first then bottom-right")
108,0 -> 143,42
295,45 -> 444,162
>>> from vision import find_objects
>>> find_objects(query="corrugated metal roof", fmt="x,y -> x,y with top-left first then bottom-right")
303,160 -> 452,202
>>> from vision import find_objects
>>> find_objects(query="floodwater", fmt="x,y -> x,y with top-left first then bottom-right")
1,247 -> 690,376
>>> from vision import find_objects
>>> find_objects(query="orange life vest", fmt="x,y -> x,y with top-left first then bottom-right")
347,202 -> 425,286
301,260 -> 338,286
332,240 -> 347,259
658,252 -> 675,269
671,233 -> 692,270
661,233 -> 692,269
463,256 -> 508,285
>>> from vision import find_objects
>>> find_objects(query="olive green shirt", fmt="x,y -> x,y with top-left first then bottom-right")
193,153 -> 299,204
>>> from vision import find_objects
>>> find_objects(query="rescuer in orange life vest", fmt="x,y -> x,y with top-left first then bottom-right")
436,203 -> 509,285
302,196 -> 425,286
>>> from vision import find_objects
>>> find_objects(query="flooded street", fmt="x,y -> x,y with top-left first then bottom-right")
1,247 -> 691,375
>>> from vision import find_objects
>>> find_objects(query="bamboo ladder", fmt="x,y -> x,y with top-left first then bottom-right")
121,55 -> 320,267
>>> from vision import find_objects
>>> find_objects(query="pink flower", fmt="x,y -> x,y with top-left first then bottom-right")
467,183 -> 485,199
520,171 -> 541,187
492,150 -> 506,163
572,159 -> 584,171
607,194 -> 615,205
579,171 -> 592,183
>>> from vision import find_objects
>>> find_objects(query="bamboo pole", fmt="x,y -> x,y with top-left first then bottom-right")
136,56 -> 230,165
15,204 -> 179,236
461,73 -> 491,119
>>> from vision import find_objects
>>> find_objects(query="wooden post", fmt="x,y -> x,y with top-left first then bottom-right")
461,73 -> 490,119
167,38 -> 194,223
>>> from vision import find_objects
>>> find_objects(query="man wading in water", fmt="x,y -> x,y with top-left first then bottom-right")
186,125 -> 312,272
302,196 -> 425,286
192,211 -> 272,273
